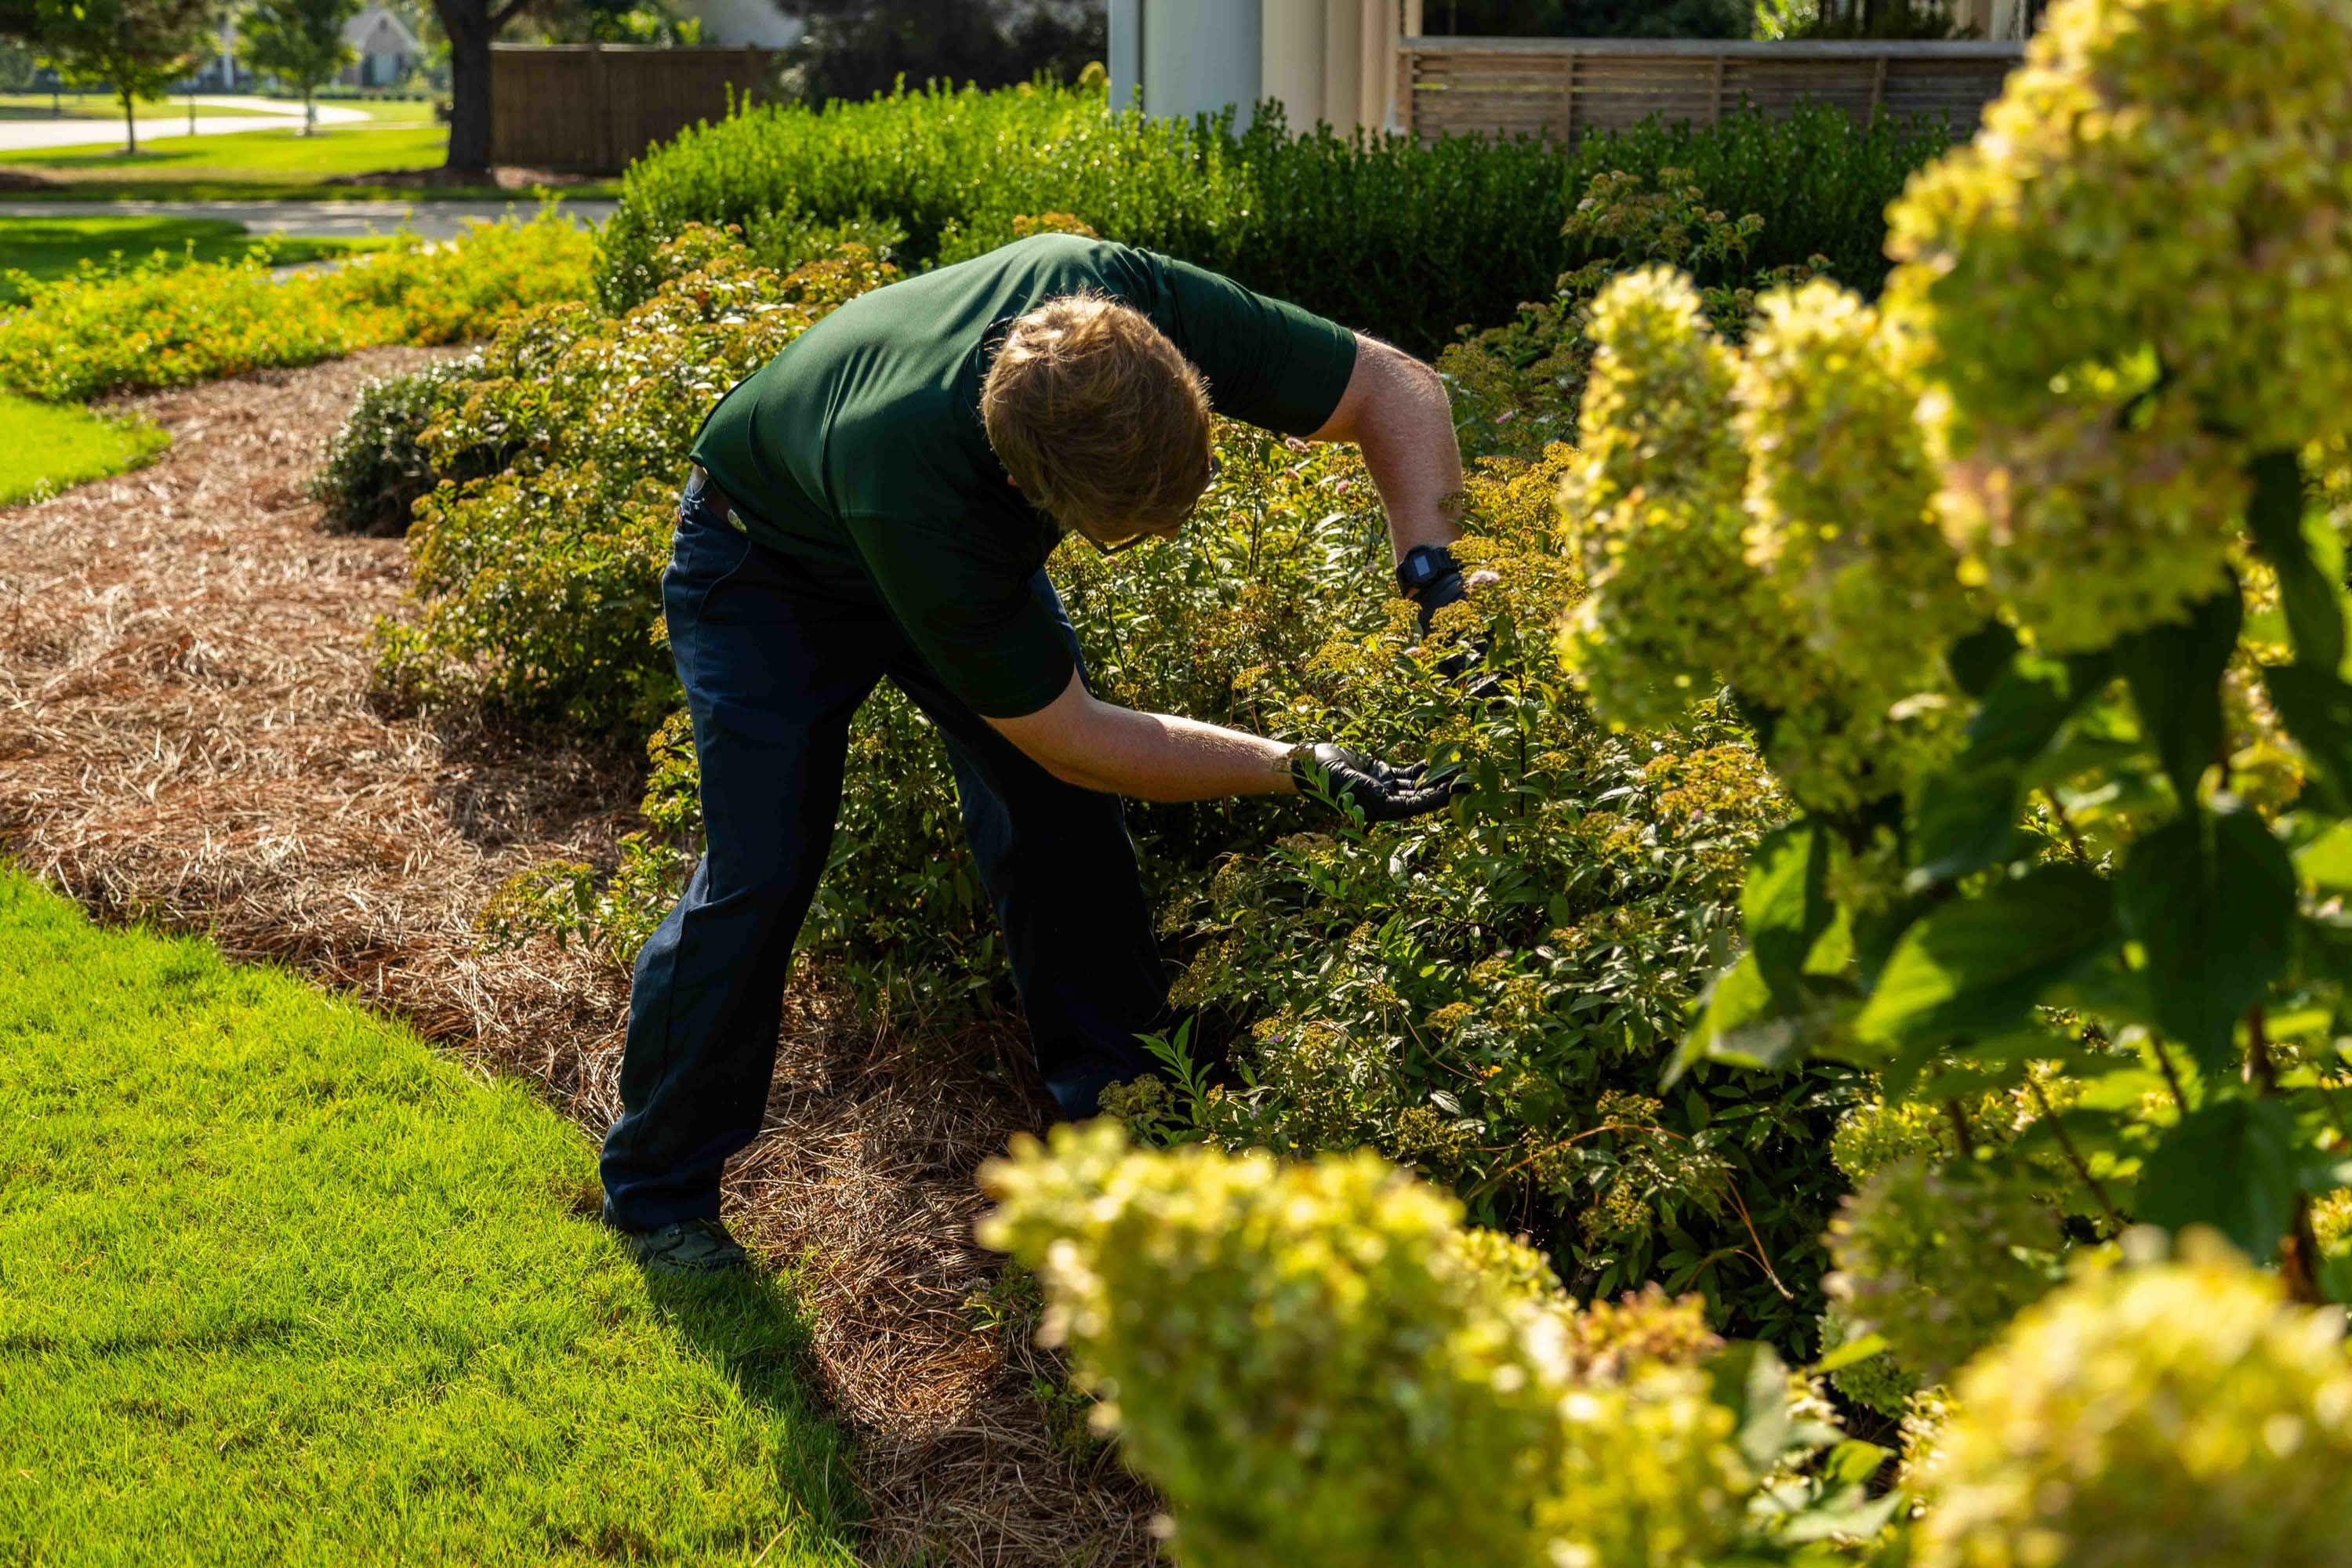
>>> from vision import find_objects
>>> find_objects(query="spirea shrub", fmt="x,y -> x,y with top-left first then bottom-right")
1436,167 -> 1821,463
1915,1233 -> 2352,1568
447,219 -> 1853,1344
976,1122 -> 1753,1568
371,231 -> 896,734
312,354 -> 490,536
0,214 -> 593,403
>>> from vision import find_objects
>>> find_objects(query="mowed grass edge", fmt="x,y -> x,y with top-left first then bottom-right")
0,392 -> 169,506
0,867 -> 861,1566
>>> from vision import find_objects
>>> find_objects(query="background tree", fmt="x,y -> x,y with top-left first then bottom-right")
31,0 -> 216,154
237,0 -> 359,134
775,0 -> 1101,103
430,0 -> 527,173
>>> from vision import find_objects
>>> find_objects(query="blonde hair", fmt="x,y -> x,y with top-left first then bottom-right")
979,292 -> 1214,541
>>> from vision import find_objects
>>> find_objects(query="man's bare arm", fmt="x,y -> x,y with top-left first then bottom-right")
985,670 -> 1298,801
1308,333 -> 1465,563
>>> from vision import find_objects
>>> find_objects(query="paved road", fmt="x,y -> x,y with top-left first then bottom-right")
0,98 -> 369,154
0,198 -> 618,241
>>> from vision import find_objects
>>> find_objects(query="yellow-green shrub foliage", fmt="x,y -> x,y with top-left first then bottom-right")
0,213 -> 593,403
1437,167 -> 1818,463
1824,1156 -> 2064,1380
373,230 -> 895,733
1817,1304 -> 1919,1418
977,1122 -> 1750,1568
1882,0 -> 2352,650
1916,1234 -> 2352,1568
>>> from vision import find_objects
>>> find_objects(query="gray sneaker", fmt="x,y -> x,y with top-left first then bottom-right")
610,1214 -> 750,1275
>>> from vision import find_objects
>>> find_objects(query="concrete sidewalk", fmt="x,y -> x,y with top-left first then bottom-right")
0,99 -> 368,154
0,198 -> 618,241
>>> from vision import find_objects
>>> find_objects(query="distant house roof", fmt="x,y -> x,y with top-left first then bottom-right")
343,5 -> 423,54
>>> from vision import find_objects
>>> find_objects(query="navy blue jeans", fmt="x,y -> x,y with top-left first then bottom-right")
599,478 -> 1171,1231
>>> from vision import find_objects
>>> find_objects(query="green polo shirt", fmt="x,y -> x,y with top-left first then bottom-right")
687,233 -> 1359,719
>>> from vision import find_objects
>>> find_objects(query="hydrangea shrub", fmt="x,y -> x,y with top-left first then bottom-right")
1566,0 -> 2352,1327
976,1123 -> 1760,1568
1916,1233 -> 2352,1568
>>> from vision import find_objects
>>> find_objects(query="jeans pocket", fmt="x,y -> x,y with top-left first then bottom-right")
669,497 -> 740,580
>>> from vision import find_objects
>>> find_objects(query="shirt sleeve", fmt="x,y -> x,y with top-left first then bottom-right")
843,512 -> 1076,720
1137,249 -> 1360,437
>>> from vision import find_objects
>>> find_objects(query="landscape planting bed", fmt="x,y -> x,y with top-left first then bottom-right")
0,352 -> 1158,1565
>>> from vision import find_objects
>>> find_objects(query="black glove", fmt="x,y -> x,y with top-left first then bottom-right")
1290,742 -> 1454,824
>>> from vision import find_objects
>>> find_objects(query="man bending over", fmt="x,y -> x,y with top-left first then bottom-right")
601,232 -> 1474,1272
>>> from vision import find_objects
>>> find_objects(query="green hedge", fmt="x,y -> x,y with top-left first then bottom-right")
597,85 -> 1954,356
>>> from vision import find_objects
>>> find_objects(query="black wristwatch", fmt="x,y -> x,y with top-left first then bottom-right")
1395,543 -> 1462,601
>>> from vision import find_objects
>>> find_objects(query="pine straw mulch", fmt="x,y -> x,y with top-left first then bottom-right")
0,350 -> 1160,1567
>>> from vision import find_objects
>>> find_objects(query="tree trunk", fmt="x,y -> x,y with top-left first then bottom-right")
119,81 -> 136,154
303,85 -> 315,136
443,22 -> 492,172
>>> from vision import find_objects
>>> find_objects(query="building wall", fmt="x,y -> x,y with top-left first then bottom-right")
1111,0 -> 1406,131
678,0 -> 805,49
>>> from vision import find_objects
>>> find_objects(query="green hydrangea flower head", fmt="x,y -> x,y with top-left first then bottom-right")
978,1122 -> 1752,1568
1879,0 -> 2351,651
1886,0 -> 2352,455
1559,269 -> 1959,812
1736,280 -> 1973,691
1556,265 -> 1767,731
1924,389 -> 2249,652
1824,1154 -> 2064,1379
1916,1231 -> 2352,1568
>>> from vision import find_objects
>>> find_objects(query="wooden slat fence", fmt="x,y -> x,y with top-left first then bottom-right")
490,44 -> 779,172
1399,37 -> 2023,143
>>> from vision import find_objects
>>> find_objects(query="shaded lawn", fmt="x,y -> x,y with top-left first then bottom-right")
0,391 -> 169,505
0,215 -> 383,305
0,868 -> 862,1566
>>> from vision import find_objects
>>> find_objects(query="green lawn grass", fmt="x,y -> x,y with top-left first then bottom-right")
0,94 -> 278,122
0,390 -> 169,505
0,868 -> 861,1566
0,216 -> 384,305
0,122 -> 618,201
0,94 -> 434,125
5,123 -> 452,181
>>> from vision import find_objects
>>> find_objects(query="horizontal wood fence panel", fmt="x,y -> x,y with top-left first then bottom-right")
491,45 -> 778,172
1400,37 -> 2022,143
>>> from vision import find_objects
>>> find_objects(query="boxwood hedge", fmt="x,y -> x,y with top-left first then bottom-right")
596,83 -> 1952,357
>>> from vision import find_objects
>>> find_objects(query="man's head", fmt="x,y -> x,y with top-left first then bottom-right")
980,292 -> 1214,550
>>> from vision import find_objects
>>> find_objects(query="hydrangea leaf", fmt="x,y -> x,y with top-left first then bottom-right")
2114,583 -> 2241,806
2114,804 -> 2296,1076
1857,865 -> 2118,1048
2136,1098 -> 2299,1262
